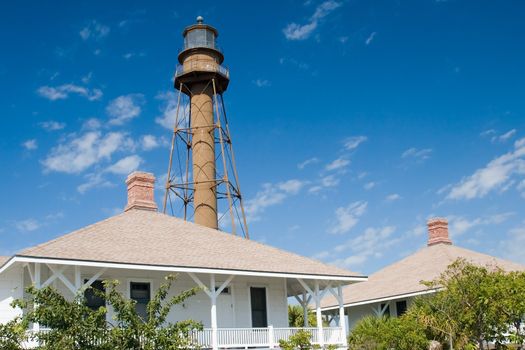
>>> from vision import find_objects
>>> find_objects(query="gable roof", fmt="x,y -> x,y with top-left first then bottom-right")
16,209 -> 363,279
0,256 -> 8,266
322,242 -> 525,309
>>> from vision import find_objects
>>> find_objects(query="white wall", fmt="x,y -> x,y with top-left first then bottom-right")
0,265 -> 23,324
346,297 -> 414,331
2,264 -> 289,328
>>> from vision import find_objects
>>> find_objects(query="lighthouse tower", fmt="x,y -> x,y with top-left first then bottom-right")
163,17 -> 249,238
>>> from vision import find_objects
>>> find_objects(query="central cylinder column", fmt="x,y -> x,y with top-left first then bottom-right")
190,82 -> 218,229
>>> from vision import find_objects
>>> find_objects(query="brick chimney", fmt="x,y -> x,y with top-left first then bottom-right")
124,172 -> 158,212
427,217 -> 452,246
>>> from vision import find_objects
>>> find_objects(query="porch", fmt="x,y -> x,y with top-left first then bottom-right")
2,256 -> 363,349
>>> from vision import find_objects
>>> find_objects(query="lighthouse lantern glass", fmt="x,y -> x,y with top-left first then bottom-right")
185,29 -> 216,50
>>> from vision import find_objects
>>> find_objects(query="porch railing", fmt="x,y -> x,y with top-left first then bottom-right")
190,326 -> 345,349
25,326 -> 345,349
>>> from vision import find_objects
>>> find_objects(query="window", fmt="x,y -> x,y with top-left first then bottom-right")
250,287 -> 267,327
215,286 -> 230,295
130,282 -> 151,321
396,300 -> 407,317
84,280 -> 105,310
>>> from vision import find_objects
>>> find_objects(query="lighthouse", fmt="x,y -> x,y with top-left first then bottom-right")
164,17 -> 249,237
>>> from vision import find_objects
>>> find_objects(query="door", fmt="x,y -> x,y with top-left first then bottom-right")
250,287 -> 268,327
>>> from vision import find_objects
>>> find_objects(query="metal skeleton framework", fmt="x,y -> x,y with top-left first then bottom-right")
163,78 -> 249,238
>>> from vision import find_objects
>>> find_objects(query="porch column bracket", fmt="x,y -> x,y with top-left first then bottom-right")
188,272 -> 212,297
46,264 -> 76,294
80,267 -> 108,292
297,278 -> 314,296
41,265 -> 66,289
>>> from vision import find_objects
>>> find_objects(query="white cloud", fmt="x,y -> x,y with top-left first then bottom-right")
365,32 -> 376,45
364,181 -> 375,190
298,157 -> 319,169
344,136 -> 367,150
385,193 -> 401,201
106,155 -> 143,175
325,157 -> 350,171
330,226 -> 397,269
15,219 -> 40,232
42,131 -> 130,174
106,94 -> 143,126
482,128 -> 518,143
402,147 -> 433,160
39,120 -> 66,131
447,138 -> 525,200
81,72 -> 93,84
22,139 -> 38,150
141,135 -> 159,150
308,174 -> 340,193
37,84 -> 102,101
283,0 -> 342,40
80,20 -> 110,41
155,91 -> 189,130
328,201 -> 367,234
77,172 -> 112,194
447,212 -> 514,237
245,179 -> 307,221
253,79 -> 271,87
500,226 -> 525,264
82,118 -> 102,130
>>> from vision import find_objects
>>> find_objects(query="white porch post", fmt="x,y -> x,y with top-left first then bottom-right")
33,263 -> 41,332
210,274 -> 218,350
337,285 -> 347,347
74,266 -> 81,294
314,281 -> 324,347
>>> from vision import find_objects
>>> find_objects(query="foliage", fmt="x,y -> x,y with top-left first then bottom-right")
347,315 -> 429,350
410,259 -> 525,350
288,305 -> 320,327
8,274 -> 201,350
278,329 -> 320,350
0,317 -> 29,350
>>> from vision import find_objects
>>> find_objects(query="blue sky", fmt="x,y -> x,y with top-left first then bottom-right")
1,0 -> 525,275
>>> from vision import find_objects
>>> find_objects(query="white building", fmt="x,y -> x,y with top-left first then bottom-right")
321,218 -> 525,330
0,172 -> 366,349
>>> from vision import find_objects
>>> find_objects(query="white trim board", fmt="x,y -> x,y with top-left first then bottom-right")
321,288 -> 439,311
2,256 -> 367,283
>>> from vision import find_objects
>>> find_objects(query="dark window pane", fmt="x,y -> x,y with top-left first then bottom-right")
250,287 -> 267,327
130,282 -> 150,321
396,300 -> 407,316
380,303 -> 390,317
84,280 -> 105,310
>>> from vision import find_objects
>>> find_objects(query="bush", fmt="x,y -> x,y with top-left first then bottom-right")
348,315 -> 429,350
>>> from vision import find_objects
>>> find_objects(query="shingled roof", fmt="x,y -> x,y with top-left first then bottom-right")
322,218 -> 525,310
16,209 -> 362,279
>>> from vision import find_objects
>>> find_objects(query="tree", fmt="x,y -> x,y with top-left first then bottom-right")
410,258 -> 525,350
9,274 -> 201,350
347,315 -> 429,350
288,305 -> 319,327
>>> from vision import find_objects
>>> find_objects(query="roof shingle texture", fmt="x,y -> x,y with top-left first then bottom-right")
322,243 -> 525,309
19,209 -> 361,278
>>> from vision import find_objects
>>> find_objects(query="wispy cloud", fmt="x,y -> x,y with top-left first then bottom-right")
325,157 -> 350,171
365,32 -> 376,45
141,135 -> 160,151
328,201 -> 367,234
37,84 -> 102,101
500,225 -> 525,264
22,139 -> 38,150
39,120 -> 66,131
80,20 -> 110,41
481,128 -> 517,143
283,0 -> 342,40
363,181 -> 376,190
298,157 -> 319,169
15,219 -> 40,232
447,212 -> 514,237
155,91 -> 189,130
106,155 -> 142,175
106,94 -> 144,126
385,193 -> 401,201
447,138 -> 525,200
344,136 -> 367,151
42,131 -> 132,174
245,179 -> 307,221
329,225 -> 397,269
252,79 -> 271,87
402,147 -> 432,160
